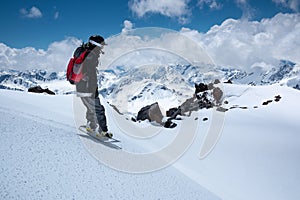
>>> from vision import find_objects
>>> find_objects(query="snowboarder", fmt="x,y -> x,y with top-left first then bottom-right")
75,35 -> 112,138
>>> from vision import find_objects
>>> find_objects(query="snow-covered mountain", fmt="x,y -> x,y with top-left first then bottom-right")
0,60 -> 299,113
0,69 -> 74,94
225,60 -> 300,87
97,60 -> 299,114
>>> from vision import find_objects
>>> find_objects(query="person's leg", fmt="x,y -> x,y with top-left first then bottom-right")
81,97 -> 97,130
94,97 -> 108,132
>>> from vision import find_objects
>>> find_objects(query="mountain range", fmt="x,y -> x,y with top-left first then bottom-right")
0,60 -> 299,113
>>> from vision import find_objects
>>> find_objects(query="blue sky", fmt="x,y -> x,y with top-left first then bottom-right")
0,0 -> 299,49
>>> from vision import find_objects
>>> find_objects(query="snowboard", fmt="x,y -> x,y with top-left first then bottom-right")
78,125 -> 121,149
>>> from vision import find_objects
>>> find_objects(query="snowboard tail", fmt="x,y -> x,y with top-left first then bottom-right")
78,125 -> 121,145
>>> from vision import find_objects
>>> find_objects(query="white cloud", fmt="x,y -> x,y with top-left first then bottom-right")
272,0 -> 300,12
180,13 -> 300,70
197,0 -> 222,10
20,6 -> 43,18
235,0 -> 255,20
129,0 -> 191,24
1,13 -> 299,73
0,37 -> 82,72
98,27 -> 214,71
122,20 -> 134,33
103,13 -> 300,71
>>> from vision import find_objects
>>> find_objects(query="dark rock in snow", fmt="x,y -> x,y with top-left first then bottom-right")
195,83 -> 208,93
216,107 -> 228,112
28,86 -> 55,95
164,120 -> 177,128
131,117 -> 137,122
136,102 -> 177,129
137,102 -> 164,125
274,95 -> 282,102
224,80 -> 232,84
166,107 -> 180,117
207,83 -> 214,90
203,117 -> 208,121
212,87 -> 223,104
239,106 -> 248,109
262,100 -> 273,105
214,79 -> 221,84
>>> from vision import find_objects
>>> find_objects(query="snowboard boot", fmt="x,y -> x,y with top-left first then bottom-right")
95,131 -> 113,139
86,121 -> 97,132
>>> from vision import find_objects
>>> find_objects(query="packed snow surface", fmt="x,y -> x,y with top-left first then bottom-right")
1,83 -> 300,200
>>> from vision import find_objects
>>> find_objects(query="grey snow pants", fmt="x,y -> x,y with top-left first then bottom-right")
81,96 -> 108,132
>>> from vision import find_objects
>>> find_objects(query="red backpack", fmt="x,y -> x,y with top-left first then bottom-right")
66,45 -> 88,84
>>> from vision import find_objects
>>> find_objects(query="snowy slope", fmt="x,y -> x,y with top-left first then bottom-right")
174,84 -> 300,200
1,83 -> 300,200
0,90 -> 219,200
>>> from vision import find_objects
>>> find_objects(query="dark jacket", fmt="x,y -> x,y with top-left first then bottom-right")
76,44 -> 101,98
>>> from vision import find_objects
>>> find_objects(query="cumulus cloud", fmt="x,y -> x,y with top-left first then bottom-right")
0,37 -> 82,71
129,0 -> 191,24
20,6 -> 43,18
122,20 -> 134,33
102,13 -> 300,72
101,28 -> 212,70
1,13 -> 299,73
272,0 -> 300,12
181,13 -> 300,70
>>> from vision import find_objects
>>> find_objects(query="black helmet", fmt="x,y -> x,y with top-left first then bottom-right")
89,35 -> 106,47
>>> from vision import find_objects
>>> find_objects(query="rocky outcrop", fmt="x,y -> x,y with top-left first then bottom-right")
28,86 -> 55,95
136,102 -> 177,128
133,80 -> 224,128
166,80 -> 224,121
126,81 -> 283,129
137,102 -> 163,124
